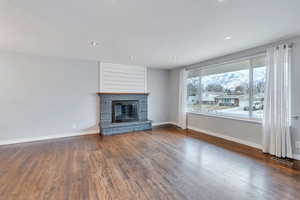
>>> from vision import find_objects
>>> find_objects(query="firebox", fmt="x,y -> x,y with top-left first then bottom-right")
112,100 -> 139,123
98,93 -> 152,135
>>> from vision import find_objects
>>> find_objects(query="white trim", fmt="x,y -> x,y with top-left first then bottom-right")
0,130 -> 99,146
152,122 -> 172,126
169,121 -> 180,127
152,121 -> 180,127
152,122 -> 180,126
187,112 -> 262,125
188,126 -> 262,149
249,58 -> 254,118
293,154 -> 300,160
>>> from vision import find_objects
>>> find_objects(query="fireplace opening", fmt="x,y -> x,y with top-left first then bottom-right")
112,100 -> 139,123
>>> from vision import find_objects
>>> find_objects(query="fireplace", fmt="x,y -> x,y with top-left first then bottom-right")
112,100 -> 139,123
98,93 -> 152,135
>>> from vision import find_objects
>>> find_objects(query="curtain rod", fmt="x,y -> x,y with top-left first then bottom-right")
275,43 -> 293,49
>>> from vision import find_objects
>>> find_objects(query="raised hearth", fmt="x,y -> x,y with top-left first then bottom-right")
98,93 -> 152,135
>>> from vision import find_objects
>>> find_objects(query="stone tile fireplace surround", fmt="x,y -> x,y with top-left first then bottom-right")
98,93 -> 152,135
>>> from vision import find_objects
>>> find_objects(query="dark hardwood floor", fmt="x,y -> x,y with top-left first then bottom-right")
0,127 -> 300,200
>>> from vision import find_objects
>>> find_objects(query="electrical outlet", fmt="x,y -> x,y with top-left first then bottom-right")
295,141 -> 300,149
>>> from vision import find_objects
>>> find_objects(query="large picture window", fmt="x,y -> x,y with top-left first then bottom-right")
187,55 -> 266,120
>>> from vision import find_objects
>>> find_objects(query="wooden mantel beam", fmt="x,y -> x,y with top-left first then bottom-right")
97,92 -> 150,95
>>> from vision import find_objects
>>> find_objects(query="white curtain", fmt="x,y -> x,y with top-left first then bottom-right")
263,44 -> 292,158
178,69 -> 188,129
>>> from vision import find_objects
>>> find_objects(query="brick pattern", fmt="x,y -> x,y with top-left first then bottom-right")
99,94 -> 152,135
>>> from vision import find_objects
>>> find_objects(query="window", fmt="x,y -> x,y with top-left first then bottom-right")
187,55 -> 266,120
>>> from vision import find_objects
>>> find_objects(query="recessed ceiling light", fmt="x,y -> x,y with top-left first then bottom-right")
225,36 -> 232,40
130,56 -> 135,60
217,0 -> 225,2
90,41 -> 99,47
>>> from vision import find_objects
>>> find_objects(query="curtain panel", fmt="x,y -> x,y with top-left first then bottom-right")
262,44 -> 292,158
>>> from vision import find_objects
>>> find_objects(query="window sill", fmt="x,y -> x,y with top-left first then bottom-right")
187,111 -> 262,125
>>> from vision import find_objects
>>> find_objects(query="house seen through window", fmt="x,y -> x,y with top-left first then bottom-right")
187,55 -> 266,120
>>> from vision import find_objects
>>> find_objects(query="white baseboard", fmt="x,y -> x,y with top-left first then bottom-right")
293,154 -> 300,160
169,122 -> 180,126
152,121 -> 180,127
0,130 -> 99,146
152,122 -> 172,126
188,126 -> 263,150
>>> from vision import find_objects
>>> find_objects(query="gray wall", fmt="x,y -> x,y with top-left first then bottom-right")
0,53 -> 170,144
0,52 -> 99,143
147,68 -> 170,124
188,113 -> 262,147
168,37 -> 300,155
168,68 -> 180,123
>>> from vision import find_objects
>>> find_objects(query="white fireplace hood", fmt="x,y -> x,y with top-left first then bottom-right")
99,62 -> 148,93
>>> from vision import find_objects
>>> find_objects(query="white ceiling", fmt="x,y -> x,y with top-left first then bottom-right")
0,0 -> 300,69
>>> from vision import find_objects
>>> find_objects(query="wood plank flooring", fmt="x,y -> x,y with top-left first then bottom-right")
0,127 -> 300,200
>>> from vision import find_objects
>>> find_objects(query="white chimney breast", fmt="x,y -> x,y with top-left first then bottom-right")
99,62 -> 147,93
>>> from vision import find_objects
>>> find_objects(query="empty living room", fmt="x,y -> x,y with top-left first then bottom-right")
1,0 -> 300,199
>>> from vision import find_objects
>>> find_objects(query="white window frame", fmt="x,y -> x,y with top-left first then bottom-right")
187,53 -> 266,123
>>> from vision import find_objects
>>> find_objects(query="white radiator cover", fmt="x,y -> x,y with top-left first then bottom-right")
99,62 -> 147,93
